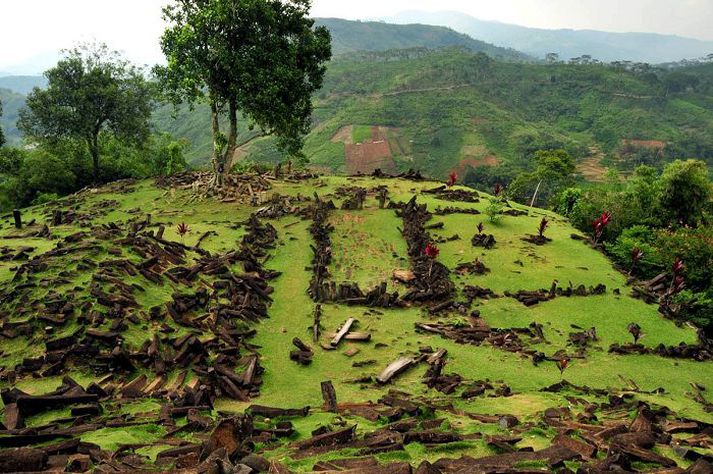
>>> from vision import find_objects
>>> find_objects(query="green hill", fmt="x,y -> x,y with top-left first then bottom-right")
315,18 -> 529,61
0,174 -> 710,471
0,88 -> 26,146
155,49 -> 713,178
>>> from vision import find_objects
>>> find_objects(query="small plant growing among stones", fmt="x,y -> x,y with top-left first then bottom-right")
424,242 -> 440,279
523,217 -> 552,245
472,222 -> 496,249
557,357 -> 569,379
446,172 -> 458,188
628,323 -> 642,344
537,218 -> 550,238
177,222 -> 191,244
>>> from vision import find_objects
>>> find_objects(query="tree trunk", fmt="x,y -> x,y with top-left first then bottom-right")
210,101 -> 223,188
209,97 -> 265,191
530,180 -> 543,208
223,98 -> 238,175
88,135 -> 100,184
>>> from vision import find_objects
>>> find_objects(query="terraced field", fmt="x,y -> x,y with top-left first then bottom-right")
0,173 -> 711,472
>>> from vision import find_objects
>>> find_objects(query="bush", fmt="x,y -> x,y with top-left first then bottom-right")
658,159 -> 711,227
231,160 -> 272,174
654,226 -> 713,292
606,226 -> 664,278
672,290 -> 713,335
485,198 -> 505,223
553,187 -> 582,216
0,132 -> 188,212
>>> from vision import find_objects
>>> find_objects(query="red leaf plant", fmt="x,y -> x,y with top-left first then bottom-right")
629,247 -> 644,275
672,257 -> 685,276
177,222 -> 191,243
446,172 -> 458,188
628,323 -> 642,344
557,357 -> 569,378
592,211 -> 612,244
537,217 -> 550,238
424,242 -> 440,259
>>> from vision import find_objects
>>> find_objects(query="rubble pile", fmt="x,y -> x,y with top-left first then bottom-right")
155,171 -> 272,202
395,196 -> 455,302
422,185 -> 480,203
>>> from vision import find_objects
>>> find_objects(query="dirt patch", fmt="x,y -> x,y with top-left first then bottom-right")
450,155 -> 500,178
331,125 -> 354,145
336,213 -> 366,225
620,139 -> 667,150
577,147 -> 608,183
345,126 -> 397,175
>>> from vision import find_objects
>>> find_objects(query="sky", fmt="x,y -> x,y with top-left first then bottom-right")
1,0 -> 712,73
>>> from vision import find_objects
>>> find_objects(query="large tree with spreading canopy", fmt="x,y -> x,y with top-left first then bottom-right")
155,0 -> 331,187
18,43 -> 153,182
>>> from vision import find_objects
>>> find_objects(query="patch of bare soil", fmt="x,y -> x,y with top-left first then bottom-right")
345,126 -> 397,175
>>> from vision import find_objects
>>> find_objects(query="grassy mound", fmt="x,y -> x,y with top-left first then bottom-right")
0,174 -> 711,472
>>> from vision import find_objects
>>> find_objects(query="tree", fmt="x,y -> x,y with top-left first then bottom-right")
510,149 -> 576,207
18,43 -> 153,182
545,53 -> 560,64
658,159 -> 711,227
155,0 -> 332,187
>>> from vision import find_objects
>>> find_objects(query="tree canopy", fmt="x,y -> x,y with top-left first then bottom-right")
155,0 -> 331,182
658,159 -> 711,227
18,43 -> 154,181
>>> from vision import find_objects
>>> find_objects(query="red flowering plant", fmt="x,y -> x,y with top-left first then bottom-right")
423,242 -> 440,279
424,242 -> 440,259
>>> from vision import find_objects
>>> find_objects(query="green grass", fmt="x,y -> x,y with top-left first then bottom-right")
1,174 -> 712,470
352,125 -> 374,144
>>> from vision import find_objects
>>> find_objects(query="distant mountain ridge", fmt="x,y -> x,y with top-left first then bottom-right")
315,18 -> 530,61
0,76 -> 47,95
386,11 -> 713,64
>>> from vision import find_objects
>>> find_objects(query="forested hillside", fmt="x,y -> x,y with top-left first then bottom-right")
315,18 -> 529,61
154,49 -> 713,178
0,88 -> 26,146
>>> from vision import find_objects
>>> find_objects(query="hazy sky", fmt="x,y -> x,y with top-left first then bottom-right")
1,0 -> 712,73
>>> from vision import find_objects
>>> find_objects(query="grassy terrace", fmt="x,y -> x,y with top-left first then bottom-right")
0,174 -> 710,470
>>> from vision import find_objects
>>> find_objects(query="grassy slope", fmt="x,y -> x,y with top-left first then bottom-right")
1,175 -> 711,468
154,52 -> 713,177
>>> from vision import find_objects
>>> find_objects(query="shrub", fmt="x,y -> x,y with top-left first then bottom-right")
672,290 -> 713,335
607,226 -> 663,278
654,226 -> 713,292
485,198 -> 505,223
658,159 -> 711,227
553,187 -> 582,216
